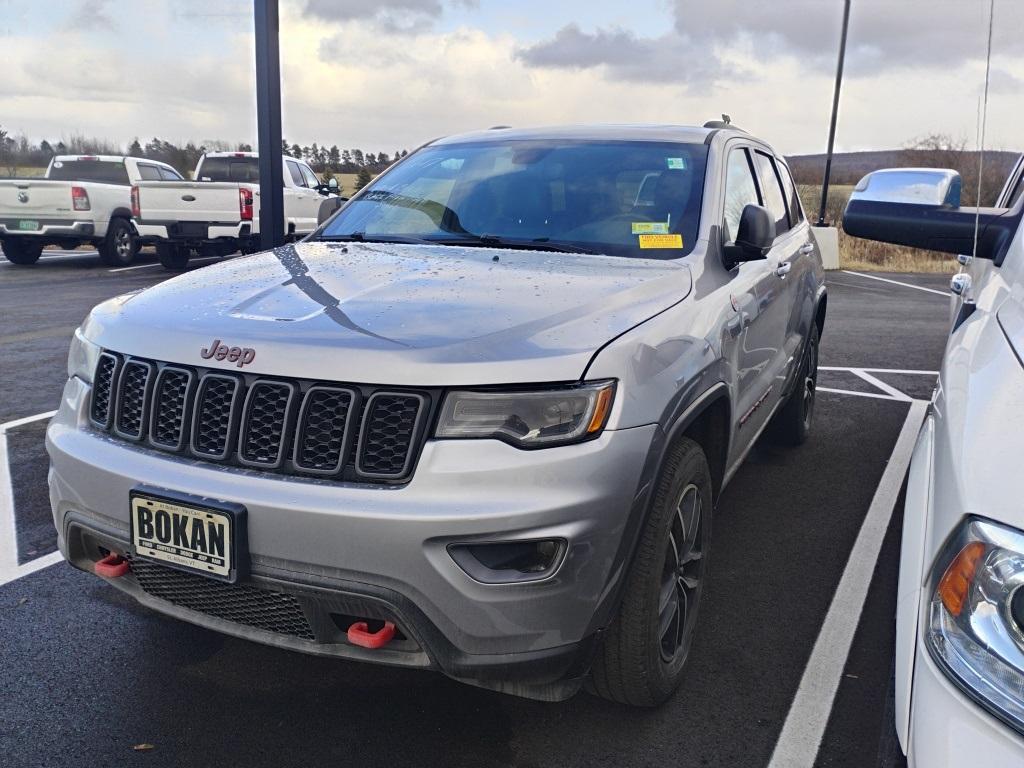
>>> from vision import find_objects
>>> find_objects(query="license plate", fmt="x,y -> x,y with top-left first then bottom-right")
178,222 -> 207,237
18,219 -> 39,231
130,489 -> 247,583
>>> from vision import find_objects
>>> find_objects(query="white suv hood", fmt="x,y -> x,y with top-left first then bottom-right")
83,241 -> 693,386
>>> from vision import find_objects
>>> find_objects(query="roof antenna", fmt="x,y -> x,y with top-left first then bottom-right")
971,0 -> 996,265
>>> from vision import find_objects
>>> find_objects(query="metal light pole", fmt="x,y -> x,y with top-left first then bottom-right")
817,0 -> 852,226
254,0 -> 285,249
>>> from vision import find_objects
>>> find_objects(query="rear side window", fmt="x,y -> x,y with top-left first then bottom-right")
287,161 -> 306,187
777,161 -> 805,225
299,164 -> 320,189
1006,169 -> 1024,208
199,157 -> 259,182
48,159 -> 130,185
137,164 -> 162,181
723,149 -> 761,243
159,167 -> 183,181
752,151 -> 790,236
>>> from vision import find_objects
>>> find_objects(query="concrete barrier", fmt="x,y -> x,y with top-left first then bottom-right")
811,225 -> 840,270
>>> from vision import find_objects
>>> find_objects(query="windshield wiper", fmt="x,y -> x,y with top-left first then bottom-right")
318,232 -> 435,245
431,234 -> 598,255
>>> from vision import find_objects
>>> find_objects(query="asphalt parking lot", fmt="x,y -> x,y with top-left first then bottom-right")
0,249 -> 952,768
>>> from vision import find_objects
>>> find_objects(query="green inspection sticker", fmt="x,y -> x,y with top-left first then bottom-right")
667,157 -> 686,170
632,222 -> 670,235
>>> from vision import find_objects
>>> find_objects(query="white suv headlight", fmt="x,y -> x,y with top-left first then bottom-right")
927,517 -> 1024,736
436,381 -> 615,448
67,327 -> 101,383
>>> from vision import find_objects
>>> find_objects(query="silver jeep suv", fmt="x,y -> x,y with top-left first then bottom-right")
47,124 -> 826,705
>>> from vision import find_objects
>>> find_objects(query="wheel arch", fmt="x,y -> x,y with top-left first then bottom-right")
109,207 -> 133,224
584,381 -> 733,639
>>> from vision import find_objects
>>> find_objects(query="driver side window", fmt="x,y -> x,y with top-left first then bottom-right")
723,148 -> 761,243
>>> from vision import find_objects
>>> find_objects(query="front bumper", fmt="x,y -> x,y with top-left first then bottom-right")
0,219 -> 95,239
907,639 -> 1024,766
47,376 -> 654,697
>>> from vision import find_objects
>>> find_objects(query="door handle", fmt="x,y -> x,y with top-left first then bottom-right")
775,261 -> 792,277
799,243 -> 815,255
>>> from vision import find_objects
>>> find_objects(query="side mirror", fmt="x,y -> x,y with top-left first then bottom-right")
843,168 -> 1016,262
317,197 -> 345,226
724,204 -> 773,267
328,177 -> 339,191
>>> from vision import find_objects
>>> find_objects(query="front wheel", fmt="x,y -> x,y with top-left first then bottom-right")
156,243 -> 190,271
769,322 -> 819,446
98,218 -> 138,266
588,436 -> 712,706
1,238 -> 44,265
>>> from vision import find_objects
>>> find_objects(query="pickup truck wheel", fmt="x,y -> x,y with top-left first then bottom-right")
156,243 -> 190,271
588,436 -> 712,706
769,322 -> 819,447
98,218 -> 138,266
1,239 -> 44,265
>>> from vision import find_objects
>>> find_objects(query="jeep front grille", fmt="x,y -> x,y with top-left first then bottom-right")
90,352 -> 432,484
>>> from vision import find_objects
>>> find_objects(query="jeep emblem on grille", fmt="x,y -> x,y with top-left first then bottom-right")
200,339 -> 256,367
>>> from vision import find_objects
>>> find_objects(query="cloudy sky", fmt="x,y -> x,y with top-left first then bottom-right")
1,0 -> 1021,156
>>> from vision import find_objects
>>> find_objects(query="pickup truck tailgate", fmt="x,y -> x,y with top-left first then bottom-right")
0,180 -> 73,218
135,181 -> 243,224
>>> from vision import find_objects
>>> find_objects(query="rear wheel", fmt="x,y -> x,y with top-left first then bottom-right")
588,436 -> 712,706
156,243 -> 190,271
98,217 -> 137,266
1,238 -> 44,265
769,322 -> 819,446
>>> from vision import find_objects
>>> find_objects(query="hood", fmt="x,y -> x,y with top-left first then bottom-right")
84,241 -> 692,386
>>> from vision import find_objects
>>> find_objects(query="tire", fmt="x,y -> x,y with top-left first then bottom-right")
156,243 -> 190,271
769,322 -> 820,447
589,436 -> 713,706
1,238 -> 44,265
98,217 -> 138,266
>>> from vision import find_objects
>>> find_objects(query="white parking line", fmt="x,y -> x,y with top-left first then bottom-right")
107,255 -> 226,274
817,386 -> 913,402
841,270 -> 950,297
0,410 -> 63,587
767,399 -> 928,767
821,366 -> 940,375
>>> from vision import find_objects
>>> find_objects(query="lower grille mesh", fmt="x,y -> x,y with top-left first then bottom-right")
128,556 -> 315,640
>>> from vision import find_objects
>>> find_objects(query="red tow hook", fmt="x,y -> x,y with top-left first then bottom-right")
94,553 -> 130,579
347,621 -> 396,649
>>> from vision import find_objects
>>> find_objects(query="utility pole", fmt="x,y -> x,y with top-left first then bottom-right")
254,0 -> 285,249
817,0 -> 852,226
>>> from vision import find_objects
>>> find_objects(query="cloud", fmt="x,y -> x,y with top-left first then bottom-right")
515,24 -> 725,85
62,0 -> 115,30
670,0 -> 1024,75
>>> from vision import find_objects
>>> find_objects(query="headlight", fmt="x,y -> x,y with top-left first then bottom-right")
435,381 -> 615,448
926,517 -> 1024,736
67,327 -> 101,383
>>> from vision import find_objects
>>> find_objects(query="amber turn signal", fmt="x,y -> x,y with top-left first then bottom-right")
586,385 -> 614,434
937,541 -> 986,617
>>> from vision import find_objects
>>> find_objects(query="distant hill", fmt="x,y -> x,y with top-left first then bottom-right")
786,149 -> 1020,186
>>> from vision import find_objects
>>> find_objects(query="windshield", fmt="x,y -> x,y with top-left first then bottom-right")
48,159 -> 130,185
318,139 -> 708,258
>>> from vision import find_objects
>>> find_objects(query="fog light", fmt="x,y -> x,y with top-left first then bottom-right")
449,539 -> 567,584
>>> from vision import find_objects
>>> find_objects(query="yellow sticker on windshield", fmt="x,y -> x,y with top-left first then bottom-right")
639,234 -> 683,249
632,222 -> 670,235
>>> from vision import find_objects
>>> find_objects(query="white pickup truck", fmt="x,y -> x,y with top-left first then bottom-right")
0,155 -> 184,266
133,152 -> 339,270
